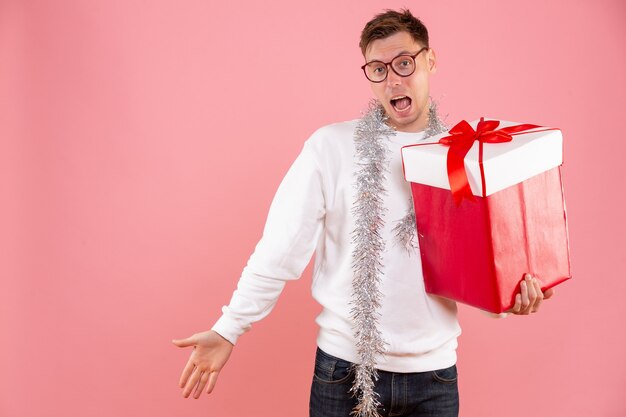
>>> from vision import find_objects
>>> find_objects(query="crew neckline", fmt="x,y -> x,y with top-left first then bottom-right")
388,129 -> 429,145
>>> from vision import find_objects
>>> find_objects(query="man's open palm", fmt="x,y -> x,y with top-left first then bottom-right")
172,330 -> 233,398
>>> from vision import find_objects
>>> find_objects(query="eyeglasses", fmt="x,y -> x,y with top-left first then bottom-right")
361,47 -> 429,83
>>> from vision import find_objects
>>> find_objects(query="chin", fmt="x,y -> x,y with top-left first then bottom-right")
388,113 -> 420,130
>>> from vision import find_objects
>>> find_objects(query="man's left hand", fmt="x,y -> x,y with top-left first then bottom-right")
505,273 -> 555,315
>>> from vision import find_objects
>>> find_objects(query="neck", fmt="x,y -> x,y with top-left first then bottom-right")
387,119 -> 427,133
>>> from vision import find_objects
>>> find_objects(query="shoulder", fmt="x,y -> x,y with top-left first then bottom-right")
304,119 -> 359,153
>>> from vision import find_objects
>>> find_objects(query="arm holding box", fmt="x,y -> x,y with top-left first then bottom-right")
505,273 -> 556,315
480,273 -> 556,318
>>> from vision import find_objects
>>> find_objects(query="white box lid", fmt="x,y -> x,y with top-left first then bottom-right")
401,118 -> 563,197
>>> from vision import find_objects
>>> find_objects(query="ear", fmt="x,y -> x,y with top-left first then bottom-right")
427,48 -> 437,74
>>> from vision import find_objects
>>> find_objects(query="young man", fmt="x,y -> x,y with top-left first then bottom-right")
172,9 -> 554,417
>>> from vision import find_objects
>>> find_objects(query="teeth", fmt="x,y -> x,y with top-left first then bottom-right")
391,95 -> 407,101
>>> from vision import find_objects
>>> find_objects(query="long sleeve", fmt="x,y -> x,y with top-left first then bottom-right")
480,310 -> 510,318
211,138 -> 326,345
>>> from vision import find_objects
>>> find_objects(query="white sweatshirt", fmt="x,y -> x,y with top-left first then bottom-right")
212,119 -> 504,373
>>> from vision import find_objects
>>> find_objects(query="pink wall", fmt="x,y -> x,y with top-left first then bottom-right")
1,0 -> 624,416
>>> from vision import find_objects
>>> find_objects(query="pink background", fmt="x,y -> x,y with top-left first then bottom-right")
1,0 -> 624,416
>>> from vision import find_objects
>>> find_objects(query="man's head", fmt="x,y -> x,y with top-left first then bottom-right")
360,9 -> 436,133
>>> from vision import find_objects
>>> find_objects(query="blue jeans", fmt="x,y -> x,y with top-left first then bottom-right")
310,347 -> 459,417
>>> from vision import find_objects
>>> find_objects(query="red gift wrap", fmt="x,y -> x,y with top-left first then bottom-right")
403,118 -> 571,313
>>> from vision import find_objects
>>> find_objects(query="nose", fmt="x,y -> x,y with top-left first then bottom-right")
385,64 -> 402,86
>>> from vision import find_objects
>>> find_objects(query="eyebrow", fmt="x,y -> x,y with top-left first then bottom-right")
368,50 -> 417,62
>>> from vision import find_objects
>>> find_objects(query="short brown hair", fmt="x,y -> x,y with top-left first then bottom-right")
359,9 -> 429,56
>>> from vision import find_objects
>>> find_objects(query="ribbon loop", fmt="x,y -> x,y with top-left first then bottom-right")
438,117 -> 541,205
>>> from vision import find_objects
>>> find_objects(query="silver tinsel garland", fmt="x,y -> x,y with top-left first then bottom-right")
349,99 -> 448,417
349,101 -> 393,417
392,101 -> 449,253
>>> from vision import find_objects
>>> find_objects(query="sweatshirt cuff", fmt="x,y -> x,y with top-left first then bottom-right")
480,310 -> 510,319
211,314 -> 248,345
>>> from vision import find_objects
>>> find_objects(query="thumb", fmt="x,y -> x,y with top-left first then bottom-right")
543,287 -> 555,300
171,335 -> 197,347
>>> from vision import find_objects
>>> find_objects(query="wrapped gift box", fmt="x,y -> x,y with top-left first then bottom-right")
401,118 -> 571,313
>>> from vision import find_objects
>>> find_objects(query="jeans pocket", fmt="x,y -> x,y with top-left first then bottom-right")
431,364 -> 458,384
313,348 -> 355,384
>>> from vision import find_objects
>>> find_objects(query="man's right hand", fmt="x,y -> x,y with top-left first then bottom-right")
171,330 -> 234,398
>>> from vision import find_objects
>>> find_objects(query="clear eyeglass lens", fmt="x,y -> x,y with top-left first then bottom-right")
365,55 -> 416,82
392,56 -> 415,76
366,62 -> 387,82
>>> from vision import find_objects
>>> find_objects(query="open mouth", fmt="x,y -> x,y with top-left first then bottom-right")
390,95 -> 412,113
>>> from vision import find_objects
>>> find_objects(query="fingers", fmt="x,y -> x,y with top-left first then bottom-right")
180,361 -> 219,398
507,274 -> 553,315
507,293 -> 522,314
172,335 -> 197,347
194,370 -> 211,398
174,334 -> 202,392
520,276 -> 530,314
173,331 -> 229,398
531,278 -> 543,313
183,366 -> 203,398
520,274 -> 550,314
179,354 -> 197,388
509,274 -> 533,315
207,371 -> 220,394
526,275 -> 538,313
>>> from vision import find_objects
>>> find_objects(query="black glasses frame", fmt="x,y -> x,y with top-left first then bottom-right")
361,47 -> 429,83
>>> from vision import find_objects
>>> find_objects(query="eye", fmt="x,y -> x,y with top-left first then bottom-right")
368,63 -> 386,74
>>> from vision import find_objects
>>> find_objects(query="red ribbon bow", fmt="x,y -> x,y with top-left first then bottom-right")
439,117 -> 541,205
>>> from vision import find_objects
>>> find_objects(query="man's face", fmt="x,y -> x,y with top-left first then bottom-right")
364,31 -> 437,133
